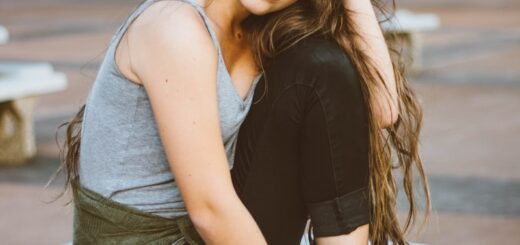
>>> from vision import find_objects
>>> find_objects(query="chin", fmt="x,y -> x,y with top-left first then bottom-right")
241,0 -> 298,16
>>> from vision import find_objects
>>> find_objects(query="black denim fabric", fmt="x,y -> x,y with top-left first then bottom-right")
231,37 -> 370,244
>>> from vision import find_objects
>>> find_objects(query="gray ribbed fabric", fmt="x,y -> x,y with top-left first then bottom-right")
79,0 -> 261,218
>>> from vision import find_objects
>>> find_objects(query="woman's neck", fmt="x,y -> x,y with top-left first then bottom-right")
202,0 -> 250,37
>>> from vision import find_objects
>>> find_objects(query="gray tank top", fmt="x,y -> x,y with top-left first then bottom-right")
79,0 -> 262,218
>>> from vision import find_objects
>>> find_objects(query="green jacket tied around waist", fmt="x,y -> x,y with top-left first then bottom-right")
72,179 -> 204,245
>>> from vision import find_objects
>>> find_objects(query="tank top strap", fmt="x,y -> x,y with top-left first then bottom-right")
174,0 -> 224,54
111,0 -> 224,58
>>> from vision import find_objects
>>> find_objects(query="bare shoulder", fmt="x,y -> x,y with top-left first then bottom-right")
132,0 -> 206,34
126,1 -> 217,85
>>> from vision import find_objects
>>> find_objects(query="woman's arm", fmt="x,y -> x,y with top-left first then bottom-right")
127,5 -> 266,245
343,0 -> 399,128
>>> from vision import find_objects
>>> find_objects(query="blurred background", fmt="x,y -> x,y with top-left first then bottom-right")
0,0 -> 519,244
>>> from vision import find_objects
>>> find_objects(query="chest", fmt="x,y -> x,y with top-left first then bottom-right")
218,35 -> 260,101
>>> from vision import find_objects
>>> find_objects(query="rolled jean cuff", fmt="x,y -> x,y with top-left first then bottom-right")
306,187 -> 370,237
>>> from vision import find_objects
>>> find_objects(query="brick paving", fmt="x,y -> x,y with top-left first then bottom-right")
0,1 -> 519,244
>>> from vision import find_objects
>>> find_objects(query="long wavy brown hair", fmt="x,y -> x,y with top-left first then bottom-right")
54,0 -> 429,244
241,0 -> 430,244
240,0 -> 430,245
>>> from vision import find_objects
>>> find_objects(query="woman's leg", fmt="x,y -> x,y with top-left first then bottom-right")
232,37 -> 370,244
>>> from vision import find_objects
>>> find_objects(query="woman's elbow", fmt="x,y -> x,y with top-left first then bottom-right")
189,207 -> 219,238
378,103 -> 399,129
185,191 -> 238,238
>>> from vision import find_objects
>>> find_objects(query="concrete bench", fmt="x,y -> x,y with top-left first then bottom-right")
382,10 -> 441,71
0,62 -> 67,164
0,25 -> 8,45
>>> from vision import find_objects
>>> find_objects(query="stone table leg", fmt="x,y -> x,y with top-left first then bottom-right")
0,97 -> 37,164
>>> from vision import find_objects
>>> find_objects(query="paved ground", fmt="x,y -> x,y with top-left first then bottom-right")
0,0 -> 519,244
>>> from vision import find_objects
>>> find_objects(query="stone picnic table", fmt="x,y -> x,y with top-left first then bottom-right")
0,25 -> 68,164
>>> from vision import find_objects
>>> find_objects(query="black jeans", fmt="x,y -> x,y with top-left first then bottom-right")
231,37 -> 370,245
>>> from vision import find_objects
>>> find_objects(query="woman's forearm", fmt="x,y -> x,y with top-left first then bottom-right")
190,193 -> 267,244
343,0 -> 399,127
